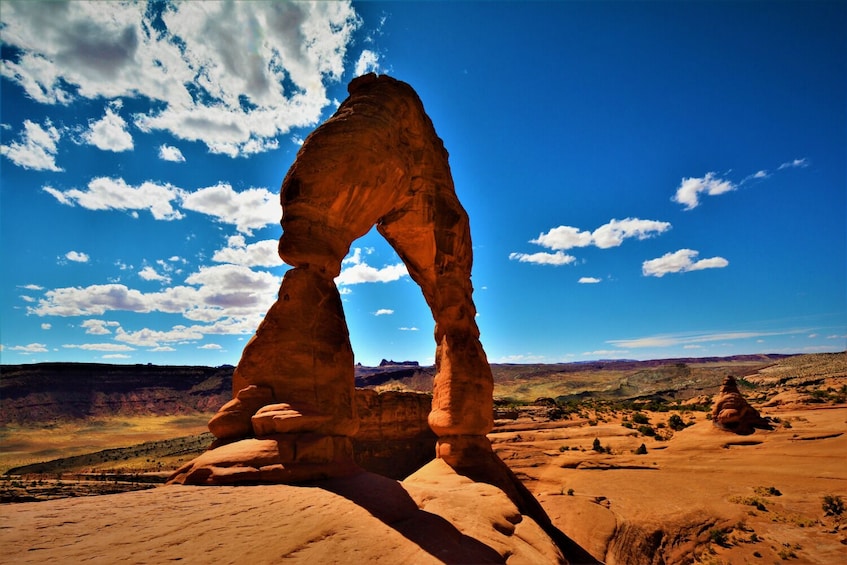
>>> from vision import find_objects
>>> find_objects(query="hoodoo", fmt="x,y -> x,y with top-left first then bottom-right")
711,375 -> 771,435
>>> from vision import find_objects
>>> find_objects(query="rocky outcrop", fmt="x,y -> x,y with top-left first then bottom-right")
711,376 -> 771,434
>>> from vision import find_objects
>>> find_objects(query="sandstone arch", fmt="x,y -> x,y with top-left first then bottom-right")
177,74 -> 494,483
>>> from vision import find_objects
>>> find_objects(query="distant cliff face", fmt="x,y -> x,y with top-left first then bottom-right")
0,363 -> 233,425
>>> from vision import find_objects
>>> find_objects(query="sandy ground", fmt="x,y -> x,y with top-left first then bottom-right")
492,405 -> 847,564
1,405 -> 845,564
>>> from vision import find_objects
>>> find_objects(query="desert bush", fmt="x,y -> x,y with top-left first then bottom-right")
632,412 -> 650,424
822,494 -> 844,517
567,488 -> 574,496
637,425 -> 655,437
592,438 -> 604,453
634,443 -> 647,455
730,495 -> 767,512
754,486 -> 782,497
708,527 -> 729,547
668,414 -> 687,431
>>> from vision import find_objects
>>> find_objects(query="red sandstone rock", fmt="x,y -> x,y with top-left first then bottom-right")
711,376 -> 771,434
208,384 -> 274,440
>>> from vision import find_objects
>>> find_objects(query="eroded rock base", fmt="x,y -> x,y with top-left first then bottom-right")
168,434 -> 358,485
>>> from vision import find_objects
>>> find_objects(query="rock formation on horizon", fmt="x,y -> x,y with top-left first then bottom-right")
711,375 -> 771,434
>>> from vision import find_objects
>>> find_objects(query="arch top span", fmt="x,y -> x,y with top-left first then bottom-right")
203,74 -> 494,478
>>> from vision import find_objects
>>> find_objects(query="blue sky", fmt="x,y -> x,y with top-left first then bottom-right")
1,1 -> 844,367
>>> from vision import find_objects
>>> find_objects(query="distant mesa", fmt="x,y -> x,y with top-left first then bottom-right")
711,376 -> 772,435
379,359 -> 419,367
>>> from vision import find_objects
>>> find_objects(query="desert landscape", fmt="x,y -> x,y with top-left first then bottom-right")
2,352 -> 845,564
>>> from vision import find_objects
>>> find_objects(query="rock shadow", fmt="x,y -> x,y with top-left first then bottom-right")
318,471 -> 505,563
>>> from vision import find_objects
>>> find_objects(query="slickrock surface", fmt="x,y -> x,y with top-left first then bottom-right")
1,461 -> 571,564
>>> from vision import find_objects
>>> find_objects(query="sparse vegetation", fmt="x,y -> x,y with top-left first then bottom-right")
668,414 -> 687,431
634,443 -> 648,455
822,494 -> 844,518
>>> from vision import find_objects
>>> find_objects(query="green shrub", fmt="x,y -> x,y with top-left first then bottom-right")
708,527 -> 729,546
634,443 -> 647,455
632,412 -> 650,424
637,425 -> 655,437
668,414 -> 687,431
592,438 -> 604,453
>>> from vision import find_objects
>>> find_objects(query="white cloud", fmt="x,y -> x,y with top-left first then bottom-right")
151,346 -> 176,352
591,218 -> 672,249
354,49 -> 380,76
139,265 -> 170,283
0,1 -> 363,157
158,144 -> 185,162
40,323 -> 52,330
9,343 -> 48,353
63,343 -> 135,352
530,225 -> 593,251
516,218 -> 670,265
374,309 -> 394,316
212,235 -> 281,267
0,119 -> 63,171
21,284 -> 44,291
65,250 -> 90,263
115,326 -> 204,347
81,319 -> 119,335
399,327 -> 419,331
578,277 -> 602,284
82,102 -> 133,151
672,172 -> 736,210
20,295 -> 36,303
608,329 -> 807,349
508,251 -> 576,266
335,247 -> 408,285
778,158 -> 808,170
102,353 -> 131,359
642,249 -> 729,277
43,177 -> 185,221
198,343 -> 222,350
181,183 -> 279,235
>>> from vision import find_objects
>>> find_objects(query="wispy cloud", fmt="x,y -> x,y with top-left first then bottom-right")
63,343 -> 135,352
778,158 -> 808,170
374,309 -> 394,316
578,277 -> 602,284
0,119 -> 63,171
672,172 -> 736,211
674,158 -> 808,209
642,249 -> 728,277
8,343 -> 48,353
607,329 -> 808,349
158,144 -> 185,162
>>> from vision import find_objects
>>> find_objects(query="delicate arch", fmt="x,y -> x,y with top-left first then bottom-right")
226,74 -> 493,446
